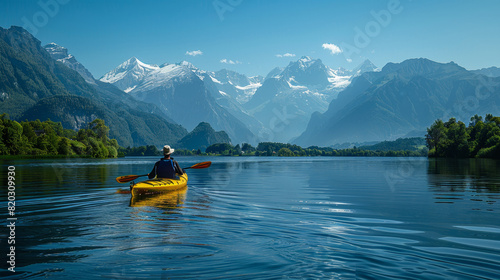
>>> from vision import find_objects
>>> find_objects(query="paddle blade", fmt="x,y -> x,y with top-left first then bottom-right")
186,161 -> 211,169
116,174 -> 147,183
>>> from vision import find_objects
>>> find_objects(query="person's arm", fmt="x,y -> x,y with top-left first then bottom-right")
173,160 -> 184,175
148,162 -> 158,179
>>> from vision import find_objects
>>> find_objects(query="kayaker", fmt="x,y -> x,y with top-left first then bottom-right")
148,145 -> 184,179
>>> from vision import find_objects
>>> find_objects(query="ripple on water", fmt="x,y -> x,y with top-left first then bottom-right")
440,237 -> 500,251
454,225 -> 500,233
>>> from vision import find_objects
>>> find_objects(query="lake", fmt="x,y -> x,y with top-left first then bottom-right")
1,156 -> 499,279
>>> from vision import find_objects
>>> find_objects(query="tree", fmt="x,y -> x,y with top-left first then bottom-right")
206,143 -> 234,154
470,114 -> 483,127
241,143 -> 255,153
443,120 -> 469,158
58,137 -> 71,155
234,144 -> 242,155
89,119 -> 109,142
426,119 -> 447,157
278,147 -> 294,157
426,114 -> 500,159
4,120 -> 24,155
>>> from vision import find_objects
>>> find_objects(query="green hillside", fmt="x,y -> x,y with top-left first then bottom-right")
176,122 -> 231,151
0,26 -> 187,147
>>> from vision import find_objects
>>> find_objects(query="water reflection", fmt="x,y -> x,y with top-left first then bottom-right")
129,187 -> 187,209
2,157 -> 499,279
427,158 -> 500,209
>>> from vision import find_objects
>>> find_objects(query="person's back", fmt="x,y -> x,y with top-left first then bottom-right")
148,145 -> 184,179
154,158 -> 177,179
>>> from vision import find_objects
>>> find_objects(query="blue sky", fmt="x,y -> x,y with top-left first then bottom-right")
1,0 -> 499,78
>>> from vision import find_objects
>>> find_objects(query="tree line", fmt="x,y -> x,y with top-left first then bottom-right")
426,114 -> 500,158
203,141 -> 426,157
6,113 -> 497,159
0,114 -> 119,158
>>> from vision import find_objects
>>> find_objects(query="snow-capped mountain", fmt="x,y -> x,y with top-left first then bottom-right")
166,63 -> 267,140
277,56 -> 352,89
100,58 -> 257,144
207,69 -> 263,104
295,58 -> 500,147
100,55 -> 379,144
100,57 -> 159,92
243,56 -> 361,142
44,42 -> 96,84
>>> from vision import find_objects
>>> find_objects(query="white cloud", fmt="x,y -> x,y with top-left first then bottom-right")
322,43 -> 342,55
186,50 -> 203,56
346,58 -> 353,63
220,59 -> 241,65
276,53 -> 296,58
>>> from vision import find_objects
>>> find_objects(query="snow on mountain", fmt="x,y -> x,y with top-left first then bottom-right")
241,57 -> 377,142
206,69 -> 263,104
99,57 -> 159,92
133,63 -> 194,92
100,58 -> 257,144
297,56 -> 316,68
327,68 -> 351,88
265,67 -> 284,80
99,56 -> 378,143
295,58 -> 497,147
243,56 -> 352,142
249,75 -> 264,84
44,42 -> 96,84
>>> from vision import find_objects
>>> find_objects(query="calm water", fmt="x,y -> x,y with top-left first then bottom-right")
1,157 -> 500,279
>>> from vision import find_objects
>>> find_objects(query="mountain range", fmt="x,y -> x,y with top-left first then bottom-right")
242,56 -> 373,142
2,25 -> 499,150
294,58 -> 500,147
0,26 -> 186,147
99,57 -> 256,145
99,54 -> 378,143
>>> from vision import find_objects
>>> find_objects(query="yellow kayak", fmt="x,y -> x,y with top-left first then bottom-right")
130,173 -> 188,197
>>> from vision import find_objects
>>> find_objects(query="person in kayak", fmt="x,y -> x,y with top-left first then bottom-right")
148,145 -> 184,179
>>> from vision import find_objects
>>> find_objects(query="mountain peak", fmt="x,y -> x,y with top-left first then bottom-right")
296,56 -> 320,68
381,58 -> 467,78
299,55 -> 312,62
352,59 -> 378,76
4,26 -> 36,39
265,67 -> 284,80
122,57 -> 158,69
176,122 -> 232,150
43,42 -> 69,60
45,42 -> 62,48
358,59 -> 376,68
99,57 -> 159,90
176,60 -> 197,70
128,56 -> 139,62
43,42 -> 96,84
278,56 -> 332,86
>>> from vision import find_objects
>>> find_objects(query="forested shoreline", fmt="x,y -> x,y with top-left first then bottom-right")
0,114 -> 119,158
2,113 -> 499,159
426,114 -> 500,159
